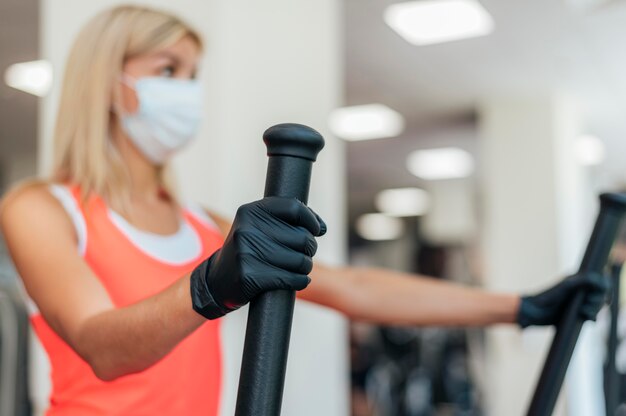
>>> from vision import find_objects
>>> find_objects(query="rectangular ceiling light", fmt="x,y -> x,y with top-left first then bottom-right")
384,0 -> 494,46
375,187 -> 431,217
329,104 -> 405,141
356,213 -> 404,241
407,147 -> 474,180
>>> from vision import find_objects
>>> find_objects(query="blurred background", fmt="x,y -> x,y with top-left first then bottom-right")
2,0 -> 626,415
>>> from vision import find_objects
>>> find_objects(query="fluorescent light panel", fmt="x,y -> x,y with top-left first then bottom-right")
329,104 -> 405,141
356,213 -> 404,241
384,0 -> 494,46
4,60 -> 53,97
375,187 -> 430,217
407,147 -> 474,180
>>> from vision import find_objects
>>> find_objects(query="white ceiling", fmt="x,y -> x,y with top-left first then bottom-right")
344,0 -> 626,222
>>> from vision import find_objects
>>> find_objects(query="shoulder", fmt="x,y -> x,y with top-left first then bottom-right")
1,179 -> 74,240
2,178 -> 49,204
1,179 -> 56,217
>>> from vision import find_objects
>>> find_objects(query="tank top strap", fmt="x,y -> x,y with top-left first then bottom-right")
48,184 -> 89,255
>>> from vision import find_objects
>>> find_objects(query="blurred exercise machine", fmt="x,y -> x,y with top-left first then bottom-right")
0,282 -> 31,416
604,263 -> 624,416
527,193 -> 626,416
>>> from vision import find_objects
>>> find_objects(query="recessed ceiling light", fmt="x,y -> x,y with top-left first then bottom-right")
355,213 -> 404,241
329,104 -> 405,141
375,187 -> 430,217
407,147 -> 474,180
576,135 -> 605,166
4,60 -> 53,97
384,0 -> 494,46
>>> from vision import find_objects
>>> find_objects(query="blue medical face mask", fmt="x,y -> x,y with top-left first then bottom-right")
118,74 -> 203,164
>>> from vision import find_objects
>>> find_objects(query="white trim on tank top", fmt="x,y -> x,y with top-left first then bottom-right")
49,184 -> 88,256
47,184 -> 219,265
106,209 -> 202,266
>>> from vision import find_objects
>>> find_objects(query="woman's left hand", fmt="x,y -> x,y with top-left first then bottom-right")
517,272 -> 609,328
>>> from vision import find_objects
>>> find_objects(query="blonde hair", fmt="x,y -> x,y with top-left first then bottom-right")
51,5 -> 202,208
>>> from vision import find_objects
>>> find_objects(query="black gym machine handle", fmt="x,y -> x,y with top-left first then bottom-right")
234,124 -> 325,416
605,263 -> 623,416
526,193 -> 626,416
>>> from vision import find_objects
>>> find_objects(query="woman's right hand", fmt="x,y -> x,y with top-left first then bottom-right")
190,196 -> 326,319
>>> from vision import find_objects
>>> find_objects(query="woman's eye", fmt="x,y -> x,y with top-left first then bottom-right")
160,66 -> 175,77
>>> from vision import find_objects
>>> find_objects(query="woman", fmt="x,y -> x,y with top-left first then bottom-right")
0,5 -> 607,416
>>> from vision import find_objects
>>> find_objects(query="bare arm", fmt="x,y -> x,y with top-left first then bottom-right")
0,185 -> 205,381
300,264 -> 520,327
203,210 -> 520,327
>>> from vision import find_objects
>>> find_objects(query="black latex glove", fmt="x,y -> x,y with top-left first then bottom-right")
517,271 -> 609,328
190,196 -> 326,320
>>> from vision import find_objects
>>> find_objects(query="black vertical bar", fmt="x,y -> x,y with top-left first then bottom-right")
606,263 -> 623,416
526,193 -> 626,416
235,124 -> 325,416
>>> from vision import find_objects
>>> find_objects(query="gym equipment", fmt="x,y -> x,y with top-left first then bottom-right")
605,263 -> 623,416
230,123 -> 623,416
234,123 -> 324,416
527,193 -> 626,416
0,283 -> 31,416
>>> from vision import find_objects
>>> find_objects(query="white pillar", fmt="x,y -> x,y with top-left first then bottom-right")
478,95 -> 597,416
40,1 -> 348,415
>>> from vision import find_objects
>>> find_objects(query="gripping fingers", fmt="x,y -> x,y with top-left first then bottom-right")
583,272 -> 610,291
270,229 -> 318,257
309,207 -> 327,236
272,269 -> 311,291
580,304 -> 600,321
248,268 -> 311,293
261,197 -> 325,236
237,229 -> 315,273
579,291 -> 607,321
266,249 -> 314,275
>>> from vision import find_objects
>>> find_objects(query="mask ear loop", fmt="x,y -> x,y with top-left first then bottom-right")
112,73 -> 138,116
120,73 -> 137,89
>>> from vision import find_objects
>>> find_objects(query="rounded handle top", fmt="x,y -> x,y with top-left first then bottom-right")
600,193 -> 626,212
263,123 -> 325,162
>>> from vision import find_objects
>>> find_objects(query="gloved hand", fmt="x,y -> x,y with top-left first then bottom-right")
517,271 -> 609,328
190,196 -> 326,320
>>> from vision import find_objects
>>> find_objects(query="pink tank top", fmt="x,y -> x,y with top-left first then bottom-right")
30,187 -> 225,415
